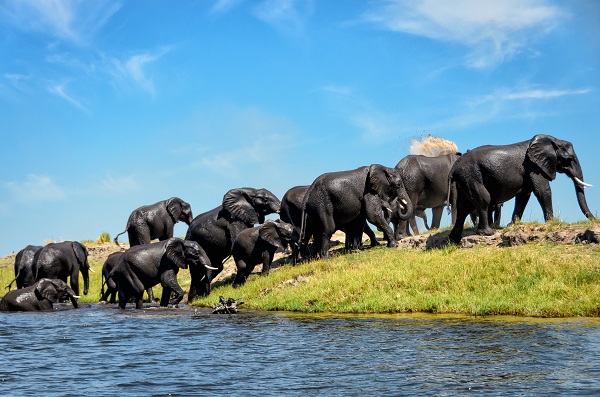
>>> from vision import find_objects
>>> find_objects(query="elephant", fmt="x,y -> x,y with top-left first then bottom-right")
448,134 -> 595,244
114,197 -> 193,247
32,241 -> 90,296
394,152 -> 462,238
0,278 -> 79,312
185,187 -> 281,301
301,164 -> 413,259
281,185 -> 379,261
6,245 -> 42,290
110,238 -> 211,309
232,219 -> 295,288
100,252 -> 123,304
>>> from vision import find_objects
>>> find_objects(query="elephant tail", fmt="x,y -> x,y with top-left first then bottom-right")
5,278 -> 16,291
113,227 -> 128,247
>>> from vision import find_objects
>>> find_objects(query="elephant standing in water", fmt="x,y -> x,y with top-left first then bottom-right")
449,134 -> 595,244
301,164 -> 413,259
32,241 -> 90,297
0,279 -> 79,312
114,197 -> 193,246
110,238 -> 210,309
185,187 -> 281,300
6,245 -> 42,290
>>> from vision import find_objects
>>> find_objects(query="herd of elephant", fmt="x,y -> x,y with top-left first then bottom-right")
1,134 -> 594,312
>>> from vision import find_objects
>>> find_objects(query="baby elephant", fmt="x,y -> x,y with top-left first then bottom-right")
232,219 -> 295,288
0,278 -> 79,312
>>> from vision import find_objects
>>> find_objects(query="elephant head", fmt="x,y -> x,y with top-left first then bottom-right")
223,188 -> 281,226
368,164 -> 413,221
166,197 -> 194,226
35,278 -> 80,309
165,238 -> 215,271
259,219 -> 295,250
72,242 -> 90,296
527,135 -> 595,220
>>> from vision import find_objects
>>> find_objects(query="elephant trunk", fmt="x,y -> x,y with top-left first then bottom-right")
574,183 -> 595,220
395,193 -> 414,221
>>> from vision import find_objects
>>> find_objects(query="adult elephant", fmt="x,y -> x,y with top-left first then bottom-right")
448,134 -> 595,244
110,238 -> 210,309
32,241 -> 90,297
0,278 -> 79,312
6,245 -> 42,290
394,152 -> 462,238
185,187 -> 281,301
301,164 -> 413,258
114,197 -> 193,247
281,185 -> 379,260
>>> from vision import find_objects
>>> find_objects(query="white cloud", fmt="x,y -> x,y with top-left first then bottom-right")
106,48 -> 170,97
364,0 -> 566,68
5,175 -> 66,203
470,87 -> 592,106
253,0 -> 312,35
1,0 -> 121,45
47,81 -> 90,114
211,0 -> 244,14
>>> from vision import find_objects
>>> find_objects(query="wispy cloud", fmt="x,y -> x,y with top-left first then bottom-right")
364,0 -> 566,68
472,88 -> 592,105
106,48 -> 170,97
210,0 -> 244,14
253,0 -> 313,35
47,81 -> 90,114
5,175 -> 66,203
1,0 -> 121,46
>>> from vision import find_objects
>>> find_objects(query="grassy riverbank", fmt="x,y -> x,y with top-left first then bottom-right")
1,221 -> 599,317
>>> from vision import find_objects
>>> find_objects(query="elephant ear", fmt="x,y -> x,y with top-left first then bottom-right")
72,242 -> 88,266
368,164 -> 393,199
223,188 -> 259,225
527,134 -> 558,180
36,279 -> 59,302
166,197 -> 182,221
165,238 -> 187,269
259,221 -> 282,248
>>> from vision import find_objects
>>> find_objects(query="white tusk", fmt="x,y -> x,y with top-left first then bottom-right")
385,207 -> 392,213
398,203 -> 405,211
204,264 -> 219,271
401,199 -> 408,205
88,268 -> 95,273
73,295 -> 81,299
574,177 -> 592,188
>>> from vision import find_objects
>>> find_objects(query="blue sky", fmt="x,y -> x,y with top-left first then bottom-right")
1,0 -> 599,255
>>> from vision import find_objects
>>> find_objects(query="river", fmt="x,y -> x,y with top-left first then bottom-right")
1,304 -> 599,396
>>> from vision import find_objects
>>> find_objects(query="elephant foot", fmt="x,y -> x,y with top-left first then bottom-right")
477,227 -> 495,236
448,231 -> 462,245
370,240 -> 380,248
386,241 -> 398,248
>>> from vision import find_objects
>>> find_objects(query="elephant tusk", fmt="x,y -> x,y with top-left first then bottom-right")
73,295 -> 81,299
401,199 -> 408,205
204,264 -> 219,271
88,268 -> 95,273
398,203 -> 405,211
574,177 -> 593,188
385,207 -> 392,213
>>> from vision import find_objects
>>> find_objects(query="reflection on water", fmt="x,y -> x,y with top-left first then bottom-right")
1,305 -> 599,396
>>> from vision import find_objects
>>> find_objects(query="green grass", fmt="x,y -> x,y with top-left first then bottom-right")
191,241 -> 600,317
1,222 -> 600,316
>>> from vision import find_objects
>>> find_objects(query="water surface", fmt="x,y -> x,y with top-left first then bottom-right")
1,304 -> 598,396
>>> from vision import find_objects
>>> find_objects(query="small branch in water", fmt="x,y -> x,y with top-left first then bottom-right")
211,296 -> 243,314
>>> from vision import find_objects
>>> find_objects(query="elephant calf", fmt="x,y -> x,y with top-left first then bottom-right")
232,220 -> 295,288
0,278 -> 79,312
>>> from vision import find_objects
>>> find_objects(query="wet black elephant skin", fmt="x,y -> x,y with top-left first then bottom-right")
111,238 -> 210,309
185,187 -> 281,301
302,164 -> 413,258
0,278 -> 79,312
32,241 -> 90,297
394,152 -> 461,238
7,245 -> 42,290
114,197 -> 193,246
232,219 -> 295,288
449,134 -> 594,243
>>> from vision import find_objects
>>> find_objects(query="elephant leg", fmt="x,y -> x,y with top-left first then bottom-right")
160,270 -> 184,306
531,176 -> 554,221
431,206 -> 444,229
448,193 -> 474,244
145,288 -> 154,303
511,193 -> 531,223
364,224 -> 379,247
233,260 -> 248,288
261,251 -> 274,275
128,225 -> 151,246
395,219 -> 407,240
408,215 -> 420,236
69,273 -> 80,297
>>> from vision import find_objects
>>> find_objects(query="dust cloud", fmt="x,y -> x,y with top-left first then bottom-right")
409,135 -> 458,156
